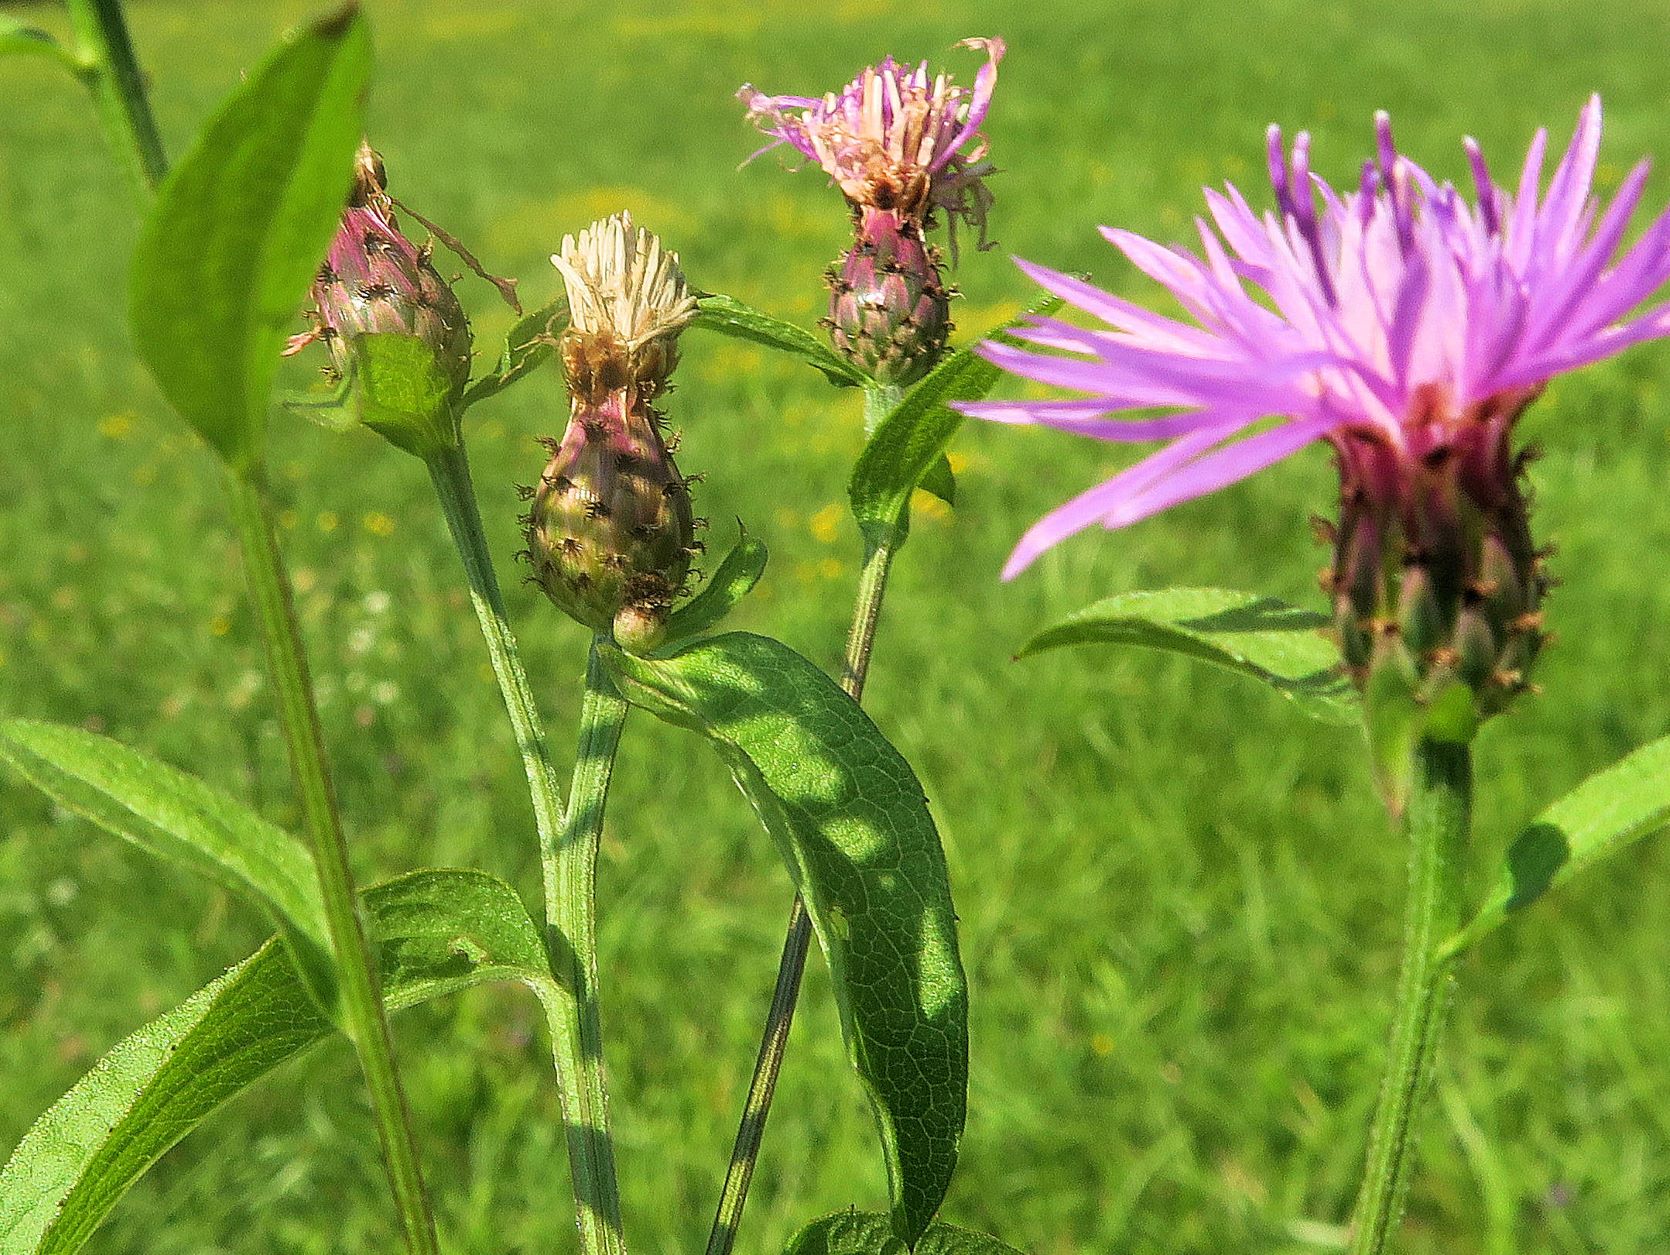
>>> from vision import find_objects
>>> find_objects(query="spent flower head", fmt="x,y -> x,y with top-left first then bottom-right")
965,97 -> 1670,714
741,40 -> 1005,385
740,38 -> 1004,246
526,213 -> 701,651
550,211 -> 697,396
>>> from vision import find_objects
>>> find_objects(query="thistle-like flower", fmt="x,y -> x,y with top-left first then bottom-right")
525,213 -> 700,650
740,39 -> 1004,385
285,143 -> 473,400
964,97 -> 1670,715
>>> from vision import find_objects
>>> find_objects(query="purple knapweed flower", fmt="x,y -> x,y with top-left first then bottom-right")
966,97 -> 1670,712
740,40 -> 1004,385
740,38 -> 1004,245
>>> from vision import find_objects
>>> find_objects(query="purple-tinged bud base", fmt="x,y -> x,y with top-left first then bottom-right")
826,207 -> 951,387
310,202 -> 473,401
1325,391 -> 1549,722
526,333 -> 696,644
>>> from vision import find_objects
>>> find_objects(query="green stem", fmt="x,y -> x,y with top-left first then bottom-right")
426,444 -> 566,861
706,393 -> 900,1253
225,472 -> 439,1255
64,0 -> 168,201
427,443 -> 626,1253
546,638 -> 630,1255
65,5 -> 437,1242
1349,738 -> 1472,1255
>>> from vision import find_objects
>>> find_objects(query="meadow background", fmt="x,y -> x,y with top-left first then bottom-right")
4,0 -> 1670,1251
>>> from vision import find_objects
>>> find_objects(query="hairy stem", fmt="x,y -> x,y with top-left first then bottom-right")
225,472 -> 439,1255
544,638 -> 630,1255
64,0 -> 168,201
429,444 -> 629,1251
426,444 -> 566,861
706,381 -> 902,1255
1349,738 -> 1472,1255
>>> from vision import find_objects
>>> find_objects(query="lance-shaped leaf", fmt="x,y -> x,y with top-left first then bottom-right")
129,7 -> 371,471
0,720 -> 336,1014
690,292 -> 868,388
0,18 -> 88,76
848,297 -> 1062,547
0,870 -> 551,1255
601,633 -> 967,1245
660,527 -> 768,645
350,332 -> 459,458
461,294 -> 570,409
786,1211 -> 1027,1255
1439,735 -> 1670,960
1020,588 -> 1358,724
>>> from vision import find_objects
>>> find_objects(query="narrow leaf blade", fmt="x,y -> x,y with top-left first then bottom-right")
461,295 -> 569,409
1020,588 -> 1358,723
0,871 -> 549,1255
848,296 -> 1061,544
601,633 -> 967,1244
129,7 -> 371,469
0,19 -> 87,75
661,527 -> 768,644
918,454 -> 956,507
0,720 -> 335,1012
786,1211 -> 1027,1255
691,293 -> 868,388
1442,735 -> 1670,958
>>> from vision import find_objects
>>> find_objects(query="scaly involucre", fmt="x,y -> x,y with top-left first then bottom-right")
965,96 -> 1670,577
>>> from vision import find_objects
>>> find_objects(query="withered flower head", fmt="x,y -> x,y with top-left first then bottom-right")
526,214 -> 701,651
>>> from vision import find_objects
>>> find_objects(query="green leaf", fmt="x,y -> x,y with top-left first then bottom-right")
600,633 -> 967,1245
129,7 -> 371,471
350,332 -> 459,458
1020,587 -> 1358,724
278,367 -> 359,434
661,527 -> 768,644
0,720 -> 336,1015
786,1211 -> 1026,1255
848,297 -> 1061,547
461,295 -> 570,409
0,18 -> 89,76
0,870 -> 550,1255
917,455 -> 956,508
1439,735 -> 1670,960
691,292 -> 868,388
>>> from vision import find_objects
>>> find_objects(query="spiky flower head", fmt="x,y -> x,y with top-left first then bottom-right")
740,37 -> 1004,246
285,142 -> 473,400
527,213 -> 700,650
963,97 -> 1670,718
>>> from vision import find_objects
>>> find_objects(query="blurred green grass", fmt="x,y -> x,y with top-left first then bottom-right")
4,0 -> 1670,1251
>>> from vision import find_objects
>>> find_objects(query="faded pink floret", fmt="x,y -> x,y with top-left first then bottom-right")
963,96 -> 1670,577
739,38 -> 1004,252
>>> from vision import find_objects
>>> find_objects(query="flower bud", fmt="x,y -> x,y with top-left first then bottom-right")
287,143 -> 473,402
525,215 -> 701,649
827,207 -> 951,387
1328,390 -> 1549,724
